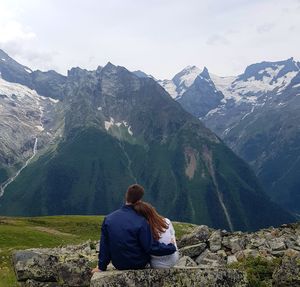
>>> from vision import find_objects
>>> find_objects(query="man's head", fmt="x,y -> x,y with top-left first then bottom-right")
125,184 -> 144,204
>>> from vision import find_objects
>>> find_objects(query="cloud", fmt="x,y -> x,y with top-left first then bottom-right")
0,21 -> 36,43
206,34 -> 230,46
256,23 -> 275,34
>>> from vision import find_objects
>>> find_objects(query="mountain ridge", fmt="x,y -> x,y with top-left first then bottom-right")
0,50 -> 295,230
165,58 -> 300,217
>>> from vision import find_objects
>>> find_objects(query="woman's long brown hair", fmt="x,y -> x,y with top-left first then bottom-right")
133,201 -> 169,240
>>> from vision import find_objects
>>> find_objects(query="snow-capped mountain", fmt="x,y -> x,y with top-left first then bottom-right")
166,58 -> 300,216
158,65 -> 201,99
0,77 -> 63,196
0,49 -> 293,231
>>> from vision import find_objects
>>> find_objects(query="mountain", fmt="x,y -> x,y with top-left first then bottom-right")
0,49 -> 67,99
170,59 -> 300,216
0,50 -> 293,231
0,77 -> 63,194
158,65 -> 201,99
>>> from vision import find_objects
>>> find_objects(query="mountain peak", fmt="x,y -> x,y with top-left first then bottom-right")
103,61 -> 117,70
172,65 -> 201,90
200,67 -> 210,79
239,58 -> 299,82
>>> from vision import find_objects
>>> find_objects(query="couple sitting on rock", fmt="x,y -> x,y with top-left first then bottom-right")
92,184 -> 179,273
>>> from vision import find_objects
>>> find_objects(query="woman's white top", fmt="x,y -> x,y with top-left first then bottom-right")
150,218 -> 179,268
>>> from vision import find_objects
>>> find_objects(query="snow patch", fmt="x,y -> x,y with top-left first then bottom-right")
211,65 -> 298,105
205,107 -> 221,117
104,118 -> 133,136
104,117 -> 115,131
24,67 -> 32,73
293,83 -> 300,88
97,106 -> 102,111
35,125 -> 44,131
177,66 -> 201,90
158,79 -> 178,99
1,58 -> 6,62
49,98 -> 59,104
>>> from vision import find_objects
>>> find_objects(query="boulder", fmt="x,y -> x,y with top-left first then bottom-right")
195,249 -> 225,267
179,243 -> 206,258
12,246 -> 93,287
272,250 -> 300,286
229,237 -> 246,254
90,267 -> 248,287
175,256 -> 197,267
177,225 -> 211,248
209,230 -> 222,252
227,255 -> 238,265
268,238 -> 286,251
12,251 -> 58,282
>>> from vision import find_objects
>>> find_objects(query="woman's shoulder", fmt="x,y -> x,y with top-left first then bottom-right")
164,218 -> 171,225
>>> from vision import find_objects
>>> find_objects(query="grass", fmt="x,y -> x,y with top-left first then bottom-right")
0,215 -> 195,287
229,256 -> 281,287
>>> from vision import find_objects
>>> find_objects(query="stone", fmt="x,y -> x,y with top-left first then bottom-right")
227,255 -> 238,265
268,238 -> 286,251
175,256 -> 197,267
272,251 -> 300,286
177,225 -> 211,248
243,249 -> 259,258
195,249 -> 225,267
229,237 -> 246,254
12,242 -> 97,287
12,251 -> 58,282
209,230 -> 222,252
217,249 -> 227,259
179,243 -> 207,258
90,268 -> 248,287
235,251 -> 245,261
247,236 -> 267,249
56,258 -> 91,287
20,280 -> 59,287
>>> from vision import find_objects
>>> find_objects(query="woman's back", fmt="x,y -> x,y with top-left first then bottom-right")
150,218 -> 179,268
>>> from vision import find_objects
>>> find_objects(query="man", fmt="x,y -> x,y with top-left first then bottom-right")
92,184 -> 176,272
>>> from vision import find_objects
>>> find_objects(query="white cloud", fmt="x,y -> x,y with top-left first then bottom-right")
206,34 -> 230,46
0,0 -> 299,79
0,21 -> 36,43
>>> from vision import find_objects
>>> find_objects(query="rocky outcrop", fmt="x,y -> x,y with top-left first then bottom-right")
12,241 -> 97,287
90,268 -> 247,287
12,222 -> 300,286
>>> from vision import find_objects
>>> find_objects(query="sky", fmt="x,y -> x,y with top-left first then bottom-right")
0,0 -> 300,79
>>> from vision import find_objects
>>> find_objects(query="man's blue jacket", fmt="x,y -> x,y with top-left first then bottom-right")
98,205 -> 176,270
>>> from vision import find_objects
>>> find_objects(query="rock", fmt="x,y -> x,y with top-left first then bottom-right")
217,249 -> 227,259
247,236 -> 267,249
175,256 -> 197,267
12,251 -> 58,282
195,249 -> 225,267
229,237 -> 246,254
90,268 -> 248,287
56,258 -> 91,286
227,255 -> 238,265
269,238 -> 286,251
235,251 -> 245,261
20,280 -> 59,287
243,249 -> 260,258
179,243 -> 206,258
272,250 -> 300,286
177,225 -> 211,248
12,243 -> 96,287
209,230 -> 222,252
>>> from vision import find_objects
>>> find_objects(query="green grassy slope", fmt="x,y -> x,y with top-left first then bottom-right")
0,126 -> 294,231
0,215 -> 195,287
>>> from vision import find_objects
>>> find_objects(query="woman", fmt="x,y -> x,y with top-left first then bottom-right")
133,201 -> 179,268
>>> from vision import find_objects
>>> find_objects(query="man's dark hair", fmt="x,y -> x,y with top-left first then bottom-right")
126,184 -> 144,204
